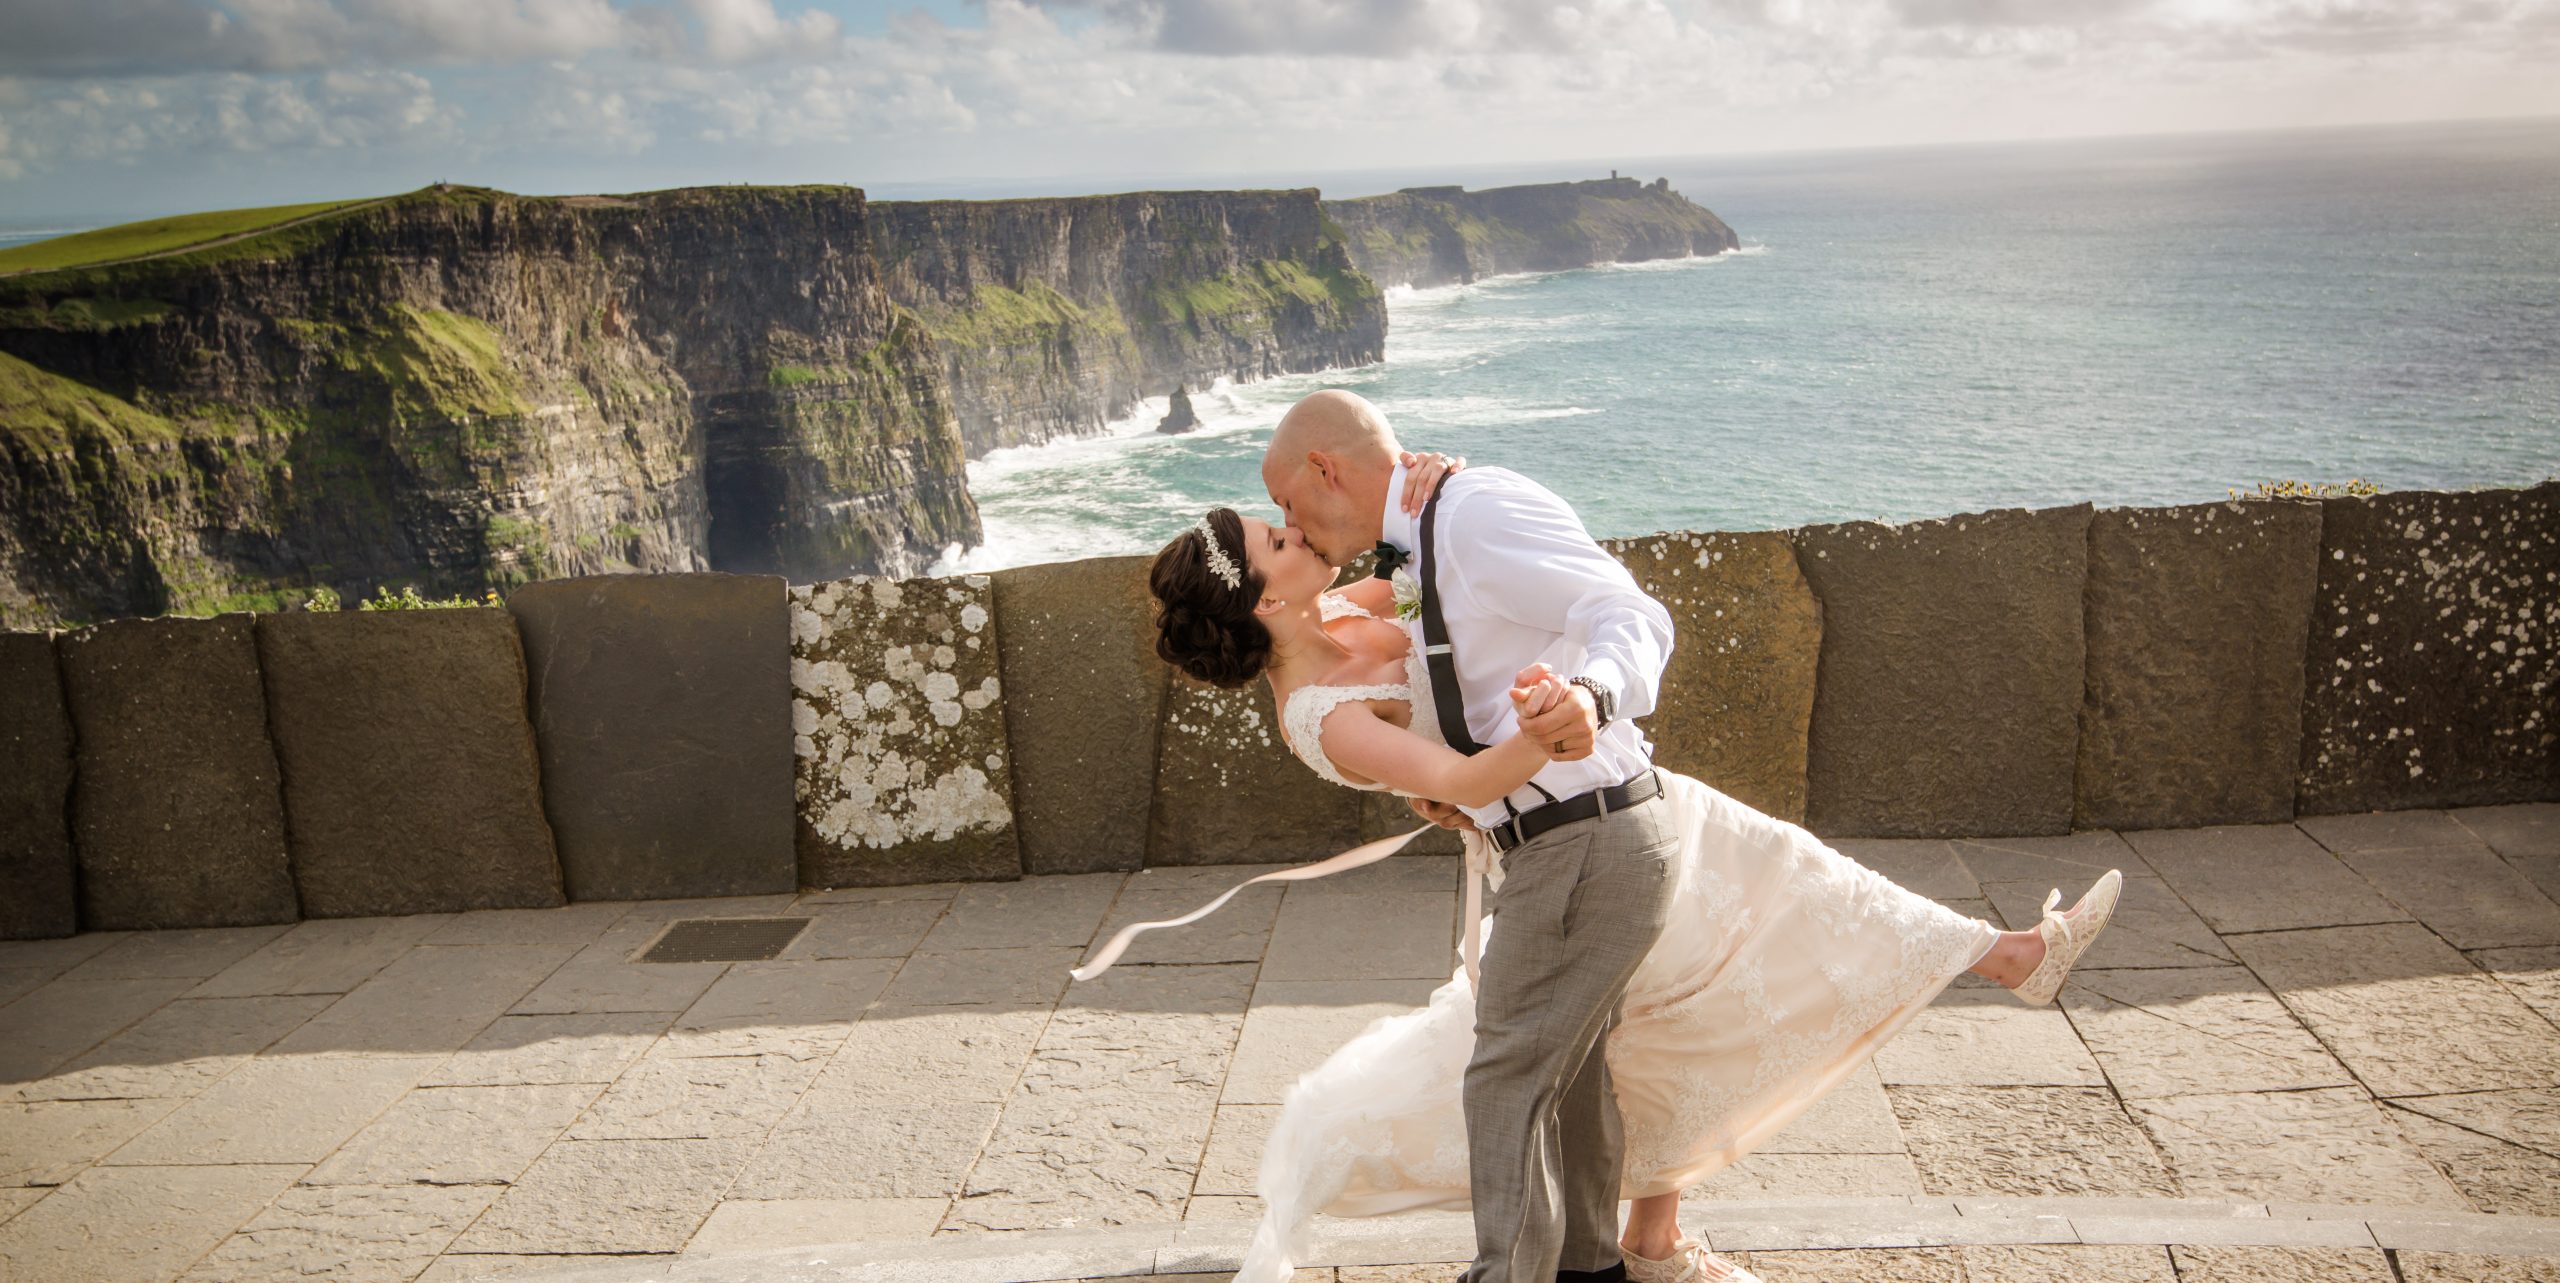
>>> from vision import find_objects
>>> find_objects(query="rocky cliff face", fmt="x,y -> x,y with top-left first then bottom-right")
870,191 -> 1383,456
0,186 -> 977,627
1326,177 -> 1739,289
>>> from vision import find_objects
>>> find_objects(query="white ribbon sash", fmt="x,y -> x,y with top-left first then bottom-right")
1072,824 -> 1493,985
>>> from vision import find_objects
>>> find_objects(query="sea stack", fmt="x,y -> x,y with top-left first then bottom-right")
1156,386 -> 1200,435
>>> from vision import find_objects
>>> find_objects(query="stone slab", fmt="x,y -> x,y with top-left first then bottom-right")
1832,840 -> 1980,901
728,1093 -> 1004,1201
2166,1244 -> 2395,1282
1224,979 -> 1445,1104
273,942 -> 579,1056
509,572 -> 795,900
189,913 -> 454,997
2336,844 -> 2560,949
2130,1086 -> 2467,1208
2473,945 -> 2560,1026
2457,802 -> 2560,858
60,924 -> 291,981
2398,1251 -> 2560,1281
0,1161 -> 302,1283
2229,922 -> 2560,1098
2123,823 -> 2407,934
1689,1153 -> 1927,1199
685,1197 -> 950,1253
455,1136 -> 757,1255
424,900 -> 634,947
778,897 -> 948,959
509,913 -> 730,1016
307,1082 -> 602,1186
1958,1244 -> 2177,1282
0,632 -> 75,940
1604,530 -> 1820,822
1261,889 -> 1458,982
0,1097 -> 182,1185
0,974 -> 195,1085
2297,483 -> 2560,814
665,956 -> 895,1059
1151,676 -> 1363,865
1729,1247 -> 1967,1281
2058,967 -> 2352,1099
1761,1061 -> 1907,1154
107,1053 -> 438,1165
2075,501 -> 2323,830
1795,504 -> 2090,837
993,554 -> 1168,875
878,945 -> 1085,1008
791,574 -> 1020,887
1870,991 -> 2107,1087
2299,809 -> 2479,853
0,931 -> 122,976
1097,884 -> 1283,967
56,613 -> 298,929
826,1005 -> 1049,1102
256,608 -> 563,917
565,1048 -> 823,1141
424,1011 -> 673,1087
2386,1090 -> 2560,1216
177,1182 -> 499,1283
20,993 -> 334,1102
1887,1085 -> 2177,1197
918,873 -> 1125,952
416,1253 -> 676,1282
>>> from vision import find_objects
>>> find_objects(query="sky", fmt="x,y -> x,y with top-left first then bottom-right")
3,0 -> 2557,226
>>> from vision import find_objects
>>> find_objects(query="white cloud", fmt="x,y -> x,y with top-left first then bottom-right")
0,0 -> 2552,204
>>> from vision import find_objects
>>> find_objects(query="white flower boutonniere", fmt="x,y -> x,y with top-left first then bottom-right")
1389,567 -> 1422,621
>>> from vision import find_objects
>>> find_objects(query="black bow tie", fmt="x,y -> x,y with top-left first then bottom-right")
1371,542 -> 1410,580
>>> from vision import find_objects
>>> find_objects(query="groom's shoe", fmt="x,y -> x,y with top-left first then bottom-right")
1555,1264 -> 1628,1282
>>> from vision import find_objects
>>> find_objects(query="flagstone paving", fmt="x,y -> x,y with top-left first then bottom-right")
2,805 -> 2557,1282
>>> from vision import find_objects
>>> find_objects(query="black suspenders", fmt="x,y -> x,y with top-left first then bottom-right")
1415,489 -> 1555,823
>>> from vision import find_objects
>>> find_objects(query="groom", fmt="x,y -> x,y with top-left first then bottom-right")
1264,390 -> 1680,1283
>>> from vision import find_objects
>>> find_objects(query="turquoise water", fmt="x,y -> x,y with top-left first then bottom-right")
940,119 -> 2560,572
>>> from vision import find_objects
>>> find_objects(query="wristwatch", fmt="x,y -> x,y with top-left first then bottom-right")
1569,676 -> 1617,729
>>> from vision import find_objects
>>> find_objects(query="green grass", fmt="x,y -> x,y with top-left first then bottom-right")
0,351 -> 182,453
0,198 -> 377,274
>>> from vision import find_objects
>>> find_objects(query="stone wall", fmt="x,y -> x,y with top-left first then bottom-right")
0,484 -> 2549,936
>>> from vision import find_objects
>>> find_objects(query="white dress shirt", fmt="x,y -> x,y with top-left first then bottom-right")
1381,462 -> 1676,828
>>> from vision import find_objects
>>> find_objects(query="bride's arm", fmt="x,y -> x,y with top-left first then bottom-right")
1317,702 -> 1548,810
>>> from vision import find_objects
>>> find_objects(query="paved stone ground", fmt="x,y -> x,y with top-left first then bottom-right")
3,804 -> 2557,1282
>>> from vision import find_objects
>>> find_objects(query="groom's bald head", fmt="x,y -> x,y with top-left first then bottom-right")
1264,390 -> 1402,566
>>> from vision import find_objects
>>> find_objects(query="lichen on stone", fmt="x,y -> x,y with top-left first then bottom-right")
789,574 -> 1015,871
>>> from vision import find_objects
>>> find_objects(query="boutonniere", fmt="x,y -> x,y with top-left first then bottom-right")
1390,567 -> 1421,621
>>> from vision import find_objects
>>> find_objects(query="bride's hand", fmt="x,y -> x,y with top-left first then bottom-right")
1510,664 -> 1589,760
1398,450 -> 1467,516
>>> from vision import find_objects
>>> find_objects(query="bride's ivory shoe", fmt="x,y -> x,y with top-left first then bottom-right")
2010,868 -> 2123,1007
1625,1238 -> 1760,1283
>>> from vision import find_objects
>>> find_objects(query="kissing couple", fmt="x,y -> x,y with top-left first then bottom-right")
1096,390 -> 2122,1283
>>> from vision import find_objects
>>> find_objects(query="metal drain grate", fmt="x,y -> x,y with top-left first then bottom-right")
636,917 -> 812,963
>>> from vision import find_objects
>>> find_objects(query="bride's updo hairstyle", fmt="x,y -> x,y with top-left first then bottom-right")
1150,507 -> 1271,689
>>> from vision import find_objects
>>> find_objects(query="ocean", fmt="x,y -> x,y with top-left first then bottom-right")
937,118 -> 2560,573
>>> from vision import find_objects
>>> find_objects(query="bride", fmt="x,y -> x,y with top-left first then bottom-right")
1126,465 -> 2120,1283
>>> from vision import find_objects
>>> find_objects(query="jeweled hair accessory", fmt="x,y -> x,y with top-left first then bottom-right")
1193,515 -> 1242,591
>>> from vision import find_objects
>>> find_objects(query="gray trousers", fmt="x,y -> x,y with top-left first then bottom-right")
1461,794 -> 1680,1283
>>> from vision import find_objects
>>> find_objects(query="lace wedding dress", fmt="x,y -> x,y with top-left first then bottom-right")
1230,593 -> 1999,1283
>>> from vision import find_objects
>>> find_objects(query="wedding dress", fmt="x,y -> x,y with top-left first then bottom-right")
1113,593 -> 2003,1283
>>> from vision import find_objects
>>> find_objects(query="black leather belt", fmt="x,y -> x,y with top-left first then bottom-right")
1487,770 -> 1664,854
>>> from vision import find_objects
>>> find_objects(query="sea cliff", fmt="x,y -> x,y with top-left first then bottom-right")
0,184 -> 1386,627
871,190 -> 1382,455
1326,176 -> 1739,289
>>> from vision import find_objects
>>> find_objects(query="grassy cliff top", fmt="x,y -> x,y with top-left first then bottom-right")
0,197 -> 389,275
